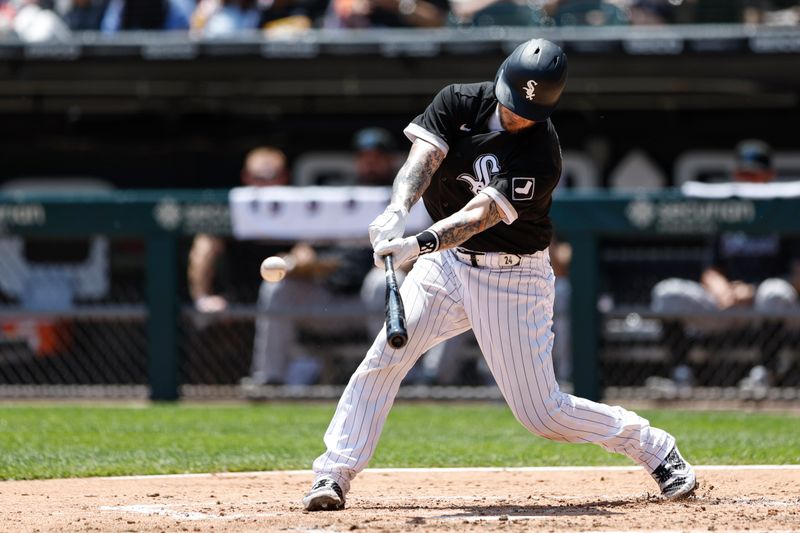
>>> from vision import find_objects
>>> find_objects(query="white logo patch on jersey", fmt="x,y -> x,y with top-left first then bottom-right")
512,177 -> 535,200
457,154 -> 500,196
524,80 -> 538,101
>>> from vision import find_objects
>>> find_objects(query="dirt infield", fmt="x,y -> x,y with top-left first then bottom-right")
1,467 -> 798,532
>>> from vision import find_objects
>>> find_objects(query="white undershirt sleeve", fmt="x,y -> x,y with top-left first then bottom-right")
403,123 -> 449,156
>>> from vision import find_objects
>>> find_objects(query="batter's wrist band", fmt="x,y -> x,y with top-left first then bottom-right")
416,229 -> 440,255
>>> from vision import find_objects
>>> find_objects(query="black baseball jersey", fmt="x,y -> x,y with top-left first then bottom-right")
404,82 -> 562,254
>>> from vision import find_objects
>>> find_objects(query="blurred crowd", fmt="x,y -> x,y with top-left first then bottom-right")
1,0 -> 798,41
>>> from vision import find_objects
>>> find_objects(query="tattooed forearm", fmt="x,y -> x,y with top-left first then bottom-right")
391,139 -> 444,212
429,199 -> 503,250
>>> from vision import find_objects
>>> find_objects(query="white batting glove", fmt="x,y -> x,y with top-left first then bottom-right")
368,204 -> 408,248
373,237 -> 420,268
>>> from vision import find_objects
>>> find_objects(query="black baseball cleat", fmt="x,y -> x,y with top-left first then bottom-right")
303,477 -> 346,511
651,446 -> 697,499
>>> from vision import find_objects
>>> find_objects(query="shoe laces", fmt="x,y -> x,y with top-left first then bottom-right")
664,448 -> 686,470
653,448 -> 687,483
312,478 -> 343,498
652,463 -> 672,484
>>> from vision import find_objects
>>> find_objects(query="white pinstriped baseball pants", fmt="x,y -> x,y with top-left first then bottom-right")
312,249 -> 675,494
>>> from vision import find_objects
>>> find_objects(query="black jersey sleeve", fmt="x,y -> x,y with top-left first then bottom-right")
403,84 -> 463,156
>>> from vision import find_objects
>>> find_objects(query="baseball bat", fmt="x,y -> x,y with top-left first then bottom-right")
384,255 -> 408,349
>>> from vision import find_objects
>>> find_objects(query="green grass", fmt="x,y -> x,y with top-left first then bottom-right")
0,403 -> 798,480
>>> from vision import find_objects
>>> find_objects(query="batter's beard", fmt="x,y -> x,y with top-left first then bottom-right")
499,110 -> 536,133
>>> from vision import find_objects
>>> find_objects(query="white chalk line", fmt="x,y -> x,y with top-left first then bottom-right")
376,493 -> 800,506
98,504 -> 279,521
98,487 -> 800,524
102,464 -> 800,481
97,465 -> 800,524
99,500 -> 800,525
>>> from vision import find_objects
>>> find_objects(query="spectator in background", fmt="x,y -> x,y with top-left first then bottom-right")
446,0 -> 546,27
246,129 -> 402,385
651,140 -> 800,388
351,127 -> 398,185
0,0 -> 13,33
675,0 -> 800,24
190,133 -> 404,387
324,0 -> 449,28
628,0 -> 675,25
682,0 -> 749,23
8,0 -> 71,41
192,0 -> 321,35
352,129 -> 406,332
60,0 -> 111,30
741,0 -> 800,25
544,0 -> 629,26
540,0 -> 800,25
189,147 -> 293,314
204,0 -> 260,35
259,0 -> 326,31
100,0 -> 191,31
189,146 -> 333,386
550,235 -> 572,383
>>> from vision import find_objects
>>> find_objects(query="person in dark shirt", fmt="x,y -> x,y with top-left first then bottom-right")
323,0 -> 449,28
100,0 -> 192,30
189,147 -> 294,314
62,0 -> 112,30
188,147 -> 327,386
191,136 -> 402,386
302,38 -> 696,513
652,140 -> 800,388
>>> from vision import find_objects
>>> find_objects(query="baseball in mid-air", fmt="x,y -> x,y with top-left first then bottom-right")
260,256 -> 287,282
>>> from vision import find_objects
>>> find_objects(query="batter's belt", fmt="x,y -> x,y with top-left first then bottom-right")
454,247 -> 523,268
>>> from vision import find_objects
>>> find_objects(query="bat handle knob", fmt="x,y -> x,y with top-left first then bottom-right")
388,334 -> 406,349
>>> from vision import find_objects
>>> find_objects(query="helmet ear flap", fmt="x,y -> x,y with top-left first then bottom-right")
494,39 -> 568,122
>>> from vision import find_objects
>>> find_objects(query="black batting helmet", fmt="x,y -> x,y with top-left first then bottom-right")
494,39 -> 567,122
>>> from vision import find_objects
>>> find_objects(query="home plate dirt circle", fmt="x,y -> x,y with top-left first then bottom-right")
1,466 -> 798,532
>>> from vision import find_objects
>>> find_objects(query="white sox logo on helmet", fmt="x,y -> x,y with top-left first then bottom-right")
457,154 -> 500,195
524,80 -> 538,101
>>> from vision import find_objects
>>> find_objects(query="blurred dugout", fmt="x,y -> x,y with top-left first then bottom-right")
2,150 -> 800,399
600,141 -> 800,394
0,178 -> 148,394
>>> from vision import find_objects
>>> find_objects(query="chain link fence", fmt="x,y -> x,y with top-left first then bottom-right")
0,236 -> 149,397
597,238 -> 800,397
1,219 -> 799,401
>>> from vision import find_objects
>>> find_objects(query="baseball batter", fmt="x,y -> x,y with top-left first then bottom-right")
303,38 -> 696,511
